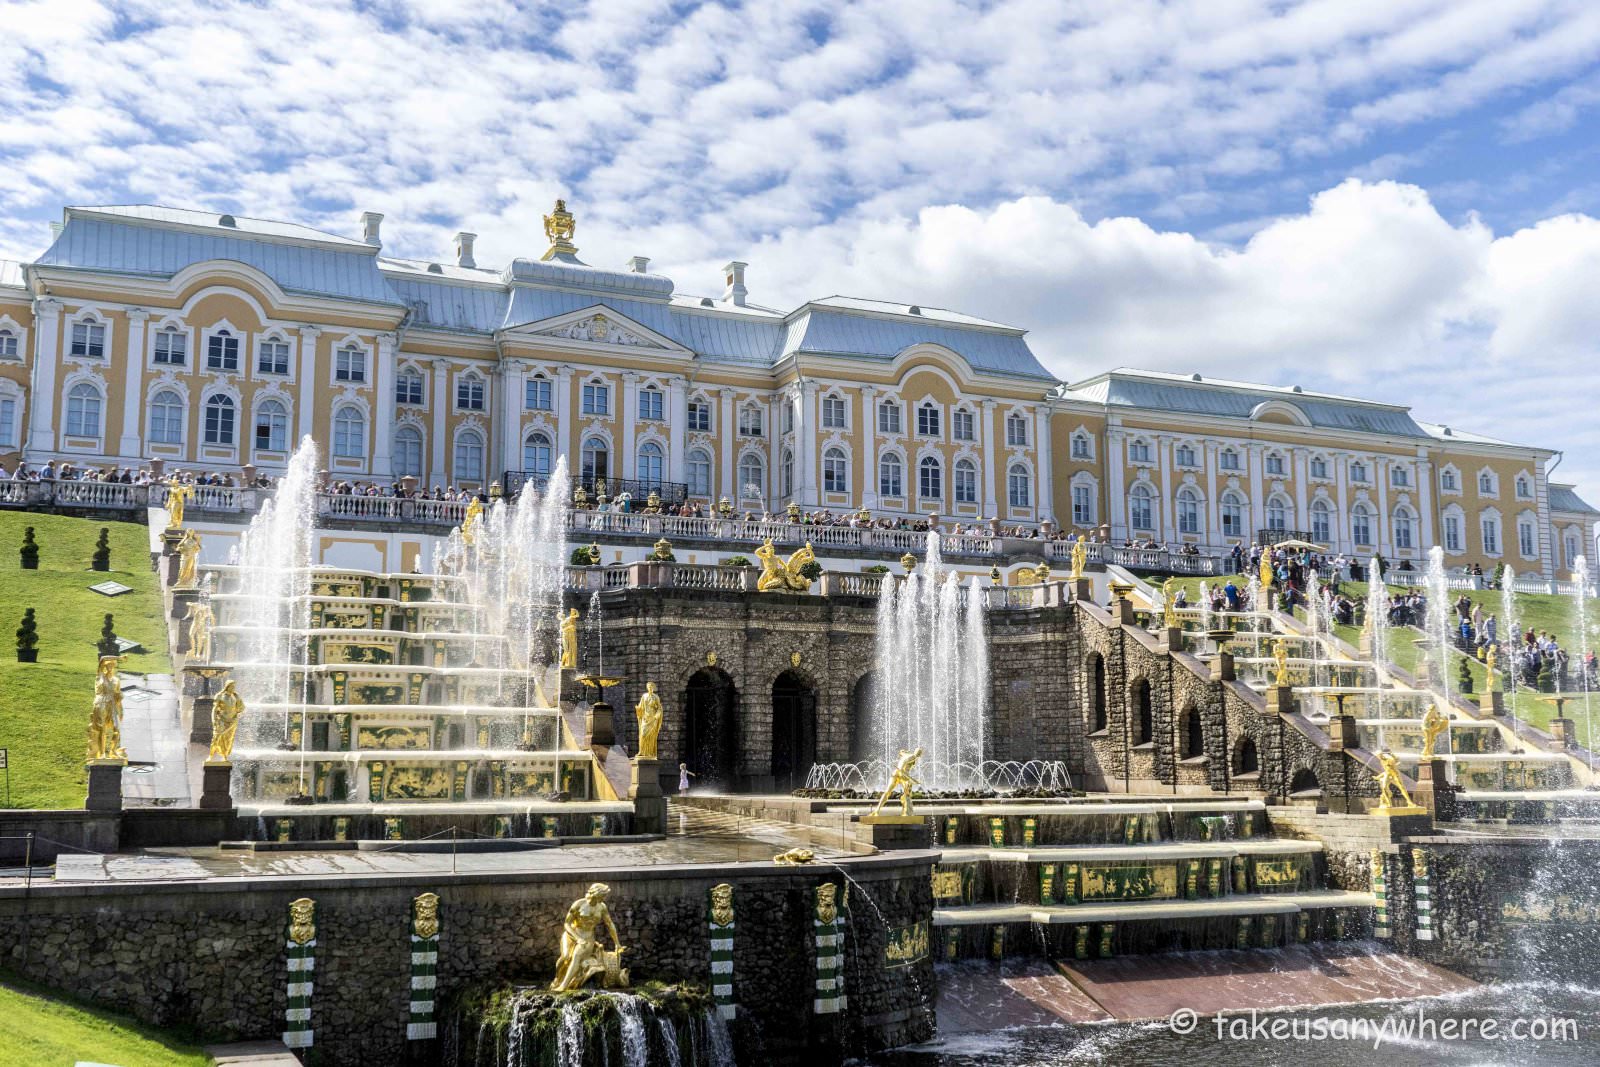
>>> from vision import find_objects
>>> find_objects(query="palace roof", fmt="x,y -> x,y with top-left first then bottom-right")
1550,484 -> 1600,517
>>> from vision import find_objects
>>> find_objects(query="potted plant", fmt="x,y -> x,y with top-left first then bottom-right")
91,527 -> 111,572
15,608 -> 38,663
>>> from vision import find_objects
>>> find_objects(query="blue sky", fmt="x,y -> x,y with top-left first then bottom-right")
2,0 -> 1599,510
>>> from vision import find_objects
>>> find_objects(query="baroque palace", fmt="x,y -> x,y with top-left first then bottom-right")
0,200 -> 1593,576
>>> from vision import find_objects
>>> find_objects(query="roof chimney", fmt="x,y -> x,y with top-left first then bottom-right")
722,260 -> 748,306
360,211 -> 384,247
48,221 -> 63,241
454,231 -> 477,269
628,255 -> 651,274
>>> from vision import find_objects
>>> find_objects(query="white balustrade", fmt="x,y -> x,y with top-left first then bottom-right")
0,481 -> 28,505
51,480 -> 139,508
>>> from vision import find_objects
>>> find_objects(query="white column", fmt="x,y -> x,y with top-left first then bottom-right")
499,357 -> 524,478
980,400 -> 999,517
860,386 -> 878,509
430,359 -> 449,488
1035,403 -> 1054,523
119,307 -> 149,458
1334,455 -> 1350,554
1204,441 -> 1220,542
296,326 -> 321,446
1106,427 -> 1127,540
555,366 -> 575,473
1292,448 -> 1310,529
1375,457 -> 1392,556
1157,434 -> 1173,542
720,390 -> 736,499
620,371 -> 639,480
26,298 -> 62,453
668,375 -> 687,481
372,332 -> 396,478
798,379 -> 819,506
1417,455 -> 1436,550
1247,443 -> 1265,541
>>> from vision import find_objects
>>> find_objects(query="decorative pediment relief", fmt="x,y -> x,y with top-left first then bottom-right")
536,312 -> 660,348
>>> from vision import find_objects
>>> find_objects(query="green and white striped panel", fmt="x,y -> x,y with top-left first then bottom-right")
408,932 -> 439,1039
283,938 -> 316,1050
709,919 -> 735,1020
1413,849 -> 1432,942
813,914 -> 846,1014
1371,848 -> 1390,940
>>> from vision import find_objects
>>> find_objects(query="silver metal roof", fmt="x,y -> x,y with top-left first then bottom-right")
1550,484 -> 1600,516
779,306 -> 1053,379
0,260 -> 22,289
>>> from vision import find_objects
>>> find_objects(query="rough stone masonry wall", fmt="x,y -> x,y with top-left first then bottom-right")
0,851 -> 936,1067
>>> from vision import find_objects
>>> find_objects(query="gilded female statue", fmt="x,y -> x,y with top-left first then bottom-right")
1420,703 -> 1448,758
560,608 -> 579,670
186,601 -> 214,663
208,680 -> 245,763
634,682 -> 663,760
165,480 -> 191,529
176,530 -> 202,588
550,883 -> 625,991
88,655 -> 126,761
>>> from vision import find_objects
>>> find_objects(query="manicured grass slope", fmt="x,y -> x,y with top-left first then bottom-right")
0,976 -> 208,1066
0,512 -> 170,809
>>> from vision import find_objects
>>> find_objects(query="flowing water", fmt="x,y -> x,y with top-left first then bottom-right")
1424,546 -> 1454,756
1501,564 -> 1521,744
1574,556 -> 1593,770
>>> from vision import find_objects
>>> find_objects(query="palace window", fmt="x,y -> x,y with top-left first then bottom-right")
394,427 -> 423,478
1352,503 -> 1372,546
781,404 -> 794,436
332,405 -> 366,458
1441,469 -> 1458,491
582,382 -> 610,416
1479,472 -> 1496,495
334,345 -> 365,383
1267,495 -> 1289,532
1175,444 -> 1196,467
1394,508 -> 1415,550
523,432 -> 552,476
1391,466 -> 1409,488
1519,519 -> 1537,558
781,449 -> 794,498
1310,456 -> 1328,479
581,437 -> 609,481
1350,461 -> 1369,483
455,431 -> 485,484
1005,413 -> 1028,447
153,327 -> 186,366
953,409 -> 975,442
255,400 -> 288,452
738,454 -> 765,498
1131,485 -> 1153,531
1073,483 -> 1095,526
1516,475 -> 1532,499
687,400 -> 712,432
1444,514 -> 1463,552
637,441 -> 665,485
396,371 -> 424,406
207,329 -> 240,372
524,376 -> 552,411
822,395 -> 847,429
148,390 -> 184,445
1074,434 -> 1094,461
917,403 -> 941,438
203,393 -> 235,446
258,338 -> 290,375
0,329 -> 17,360
66,383 -> 102,437
1221,491 -> 1245,538
1265,453 -> 1285,476
70,318 -> 106,359
638,388 -> 664,421
1219,448 -> 1241,471
1312,500 -> 1332,544
1129,439 -> 1151,463
955,458 -> 977,504
687,448 -> 712,496
877,400 -> 901,434
457,374 -> 485,411
1481,515 -> 1500,554
738,404 -> 763,437
1177,488 -> 1201,534
0,396 -> 15,447
1007,464 -> 1032,509
823,447 -> 848,494
919,456 -> 942,500
879,453 -> 903,498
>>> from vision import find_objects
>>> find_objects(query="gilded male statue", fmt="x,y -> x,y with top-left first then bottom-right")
550,883 -> 625,991
634,681 -> 663,760
872,747 -> 924,817
165,480 -> 191,529
1420,703 -> 1448,758
1372,748 -> 1416,811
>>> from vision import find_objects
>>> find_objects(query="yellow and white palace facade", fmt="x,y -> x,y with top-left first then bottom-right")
0,203 -> 1593,577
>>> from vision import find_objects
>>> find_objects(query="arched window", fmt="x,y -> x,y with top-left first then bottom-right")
254,399 -> 288,452
1220,491 -> 1244,538
781,448 -> 794,498
737,453 -> 765,498
454,430 -> 485,484
1266,494 -> 1290,532
1393,506 -> 1416,550
203,393 -> 235,445
1481,513 -> 1501,554
1235,737 -> 1259,775
581,436 -> 609,482
332,404 -> 366,458
1182,706 -> 1205,759
1089,653 -> 1107,733
1516,475 -> 1531,499
1311,499 -> 1332,543
1130,484 -> 1153,531
954,458 -> 978,504
879,453 -> 903,498
148,389 -> 184,445
1132,678 -> 1153,745
66,382 -> 102,437
918,456 -> 942,500
523,432 -> 553,476
1007,464 -> 1031,508
1176,487 -> 1201,534
1518,515 -> 1537,558
823,447 -> 848,494
1479,471 -> 1495,494
917,402 -> 941,437
637,441 -> 665,486
393,426 -> 423,478
1352,503 -> 1372,546
687,447 -> 712,496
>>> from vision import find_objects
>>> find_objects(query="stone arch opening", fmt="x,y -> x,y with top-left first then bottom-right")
684,667 -> 738,790
1180,704 -> 1204,759
771,669 -> 818,792
1131,677 -> 1153,745
1088,653 -> 1107,732
1234,736 -> 1260,776
1290,767 -> 1321,796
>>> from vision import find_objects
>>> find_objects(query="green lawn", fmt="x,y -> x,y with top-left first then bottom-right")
0,512 -> 170,809
0,975 -> 209,1066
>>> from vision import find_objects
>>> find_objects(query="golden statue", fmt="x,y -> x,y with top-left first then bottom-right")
755,538 -> 816,592
176,529 -> 202,588
1259,552 -> 1275,591
634,682 -> 663,760
207,680 -> 245,764
543,198 -> 577,254
164,480 -> 192,529
1271,638 -> 1291,686
773,847 -> 816,865
186,601 -> 214,663
87,654 -> 127,762
1420,703 -> 1448,758
1162,578 -> 1179,628
560,608 -> 579,670
550,883 -> 626,991
709,884 -> 734,926
872,747 -> 923,817
1069,539 -> 1088,580
816,882 -> 839,924
288,897 -> 316,945
1033,561 -> 1051,585
1484,646 -> 1500,690
413,892 -> 440,939
1372,749 -> 1417,812
461,498 -> 483,547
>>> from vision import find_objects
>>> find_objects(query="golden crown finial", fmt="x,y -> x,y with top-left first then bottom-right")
542,198 -> 577,259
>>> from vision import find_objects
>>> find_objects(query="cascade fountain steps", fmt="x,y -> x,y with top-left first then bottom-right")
939,839 -> 1326,863
934,890 -> 1377,928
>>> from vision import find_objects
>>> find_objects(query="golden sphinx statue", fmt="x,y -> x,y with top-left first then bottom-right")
560,608 -> 579,670
87,655 -> 127,762
871,747 -> 923,818
176,530 -> 202,589
550,883 -> 627,991
208,680 -> 245,764
755,538 -> 816,593
1420,703 -> 1448,758
634,681 -> 663,760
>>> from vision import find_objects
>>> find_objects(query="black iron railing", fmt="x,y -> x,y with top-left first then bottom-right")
502,471 -> 689,507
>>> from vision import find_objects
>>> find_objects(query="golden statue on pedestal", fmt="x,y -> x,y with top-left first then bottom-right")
634,682 -> 663,760
87,655 -> 127,762
560,608 -> 579,670
186,601 -> 214,663
1271,638 -> 1291,686
208,680 -> 245,764
1372,749 -> 1417,812
461,498 -> 483,547
550,883 -> 626,991
1069,539 -> 1088,580
755,538 -> 816,592
176,530 -> 202,589
1484,646 -> 1500,691
872,747 -> 923,817
1162,578 -> 1179,628
165,480 -> 192,529
1420,703 -> 1448,758
1259,552 -> 1275,592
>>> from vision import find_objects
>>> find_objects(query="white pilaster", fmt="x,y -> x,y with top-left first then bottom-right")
861,386 -> 878,509
1106,426 -> 1127,541
1205,441 -> 1221,542
1376,457 -> 1392,557
1247,442 -> 1265,541
430,359 -> 449,488
1417,454 -> 1435,551
26,298 -> 62,453
1157,434 -> 1173,542
668,375 -> 687,480
1292,448 -> 1309,529
119,307 -> 149,458
798,379 -> 819,506
499,357 -> 524,478
373,332 -> 396,478
620,371 -> 639,480
980,400 -> 999,517
720,390 -> 736,499
555,366 -> 575,473
296,326 -> 321,446
1334,455 -> 1351,554
1035,403 -> 1054,523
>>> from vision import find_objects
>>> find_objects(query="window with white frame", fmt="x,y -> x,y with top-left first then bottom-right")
877,400 -> 901,434
1391,465 -> 1409,488
1311,500 -> 1332,543
1007,463 -> 1031,508
822,395 -> 847,429
523,432 -> 552,475
1443,513 -> 1463,552
879,453 -> 903,498
1350,461 -> 1368,483
1481,514 -> 1500,554
1175,444 -> 1196,467
955,458 -> 977,503
153,327 -> 186,366
1005,412 -> 1028,447
524,376 -> 552,411
0,328 -> 18,361
1310,455 -> 1328,479
687,448 -> 712,496
637,441 -> 665,484
1352,503 -> 1372,545
396,371 -> 424,406
738,453 -> 765,498
457,374 -> 485,411
0,395 -> 15,447
394,426 -> 423,478
638,388 -> 664,421
1267,495 -> 1289,532
1074,434 -> 1094,461
1441,468 -> 1458,491
1130,485 -> 1154,530
333,405 -> 366,458
207,329 -> 240,372
1519,517 -> 1536,557
148,390 -> 184,445
1265,453 -> 1285,476
953,409 -> 975,441
917,403 -> 941,438
918,456 -> 942,500
1566,533 -> 1580,569
1479,471 -> 1496,495
1073,483 -> 1095,526
255,399 -> 288,452
455,431 -> 485,483
1516,475 -> 1532,499
258,338 -> 290,375
66,382 -> 102,437
334,345 -> 365,383
781,404 -> 794,436
581,436 -> 609,481
582,382 -> 610,416
781,449 -> 794,498
823,447 -> 848,493
738,404 -> 763,437
1221,491 -> 1245,538
1129,439 -> 1151,463
70,318 -> 106,359
687,399 -> 711,432
203,393 -> 235,446
1219,448 -> 1241,471
1177,487 -> 1200,534
1394,507 -> 1415,550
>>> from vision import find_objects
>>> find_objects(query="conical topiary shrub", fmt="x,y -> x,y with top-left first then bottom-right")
16,608 -> 38,663
91,527 -> 111,572
19,526 -> 38,570
96,613 -> 119,658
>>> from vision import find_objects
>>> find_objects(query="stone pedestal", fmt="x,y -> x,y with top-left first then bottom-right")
190,696 -> 215,745
159,527 -> 183,557
1370,807 -> 1433,841
1548,717 -> 1578,748
1413,758 -> 1457,822
1071,577 -> 1091,603
1115,597 -> 1135,627
1213,650 -> 1236,683
586,701 -> 616,748
1480,689 -> 1504,716
1266,685 -> 1295,716
629,757 -> 666,835
1164,625 -> 1185,652
85,759 -> 126,813
1327,715 -> 1360,752
170,587 -> 198,622
200,761 -> 235,810
857,814 -> 930,851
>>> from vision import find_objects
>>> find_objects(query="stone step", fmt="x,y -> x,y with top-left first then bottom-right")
933,889 -> 1376,926
939,839 -> 1322,864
